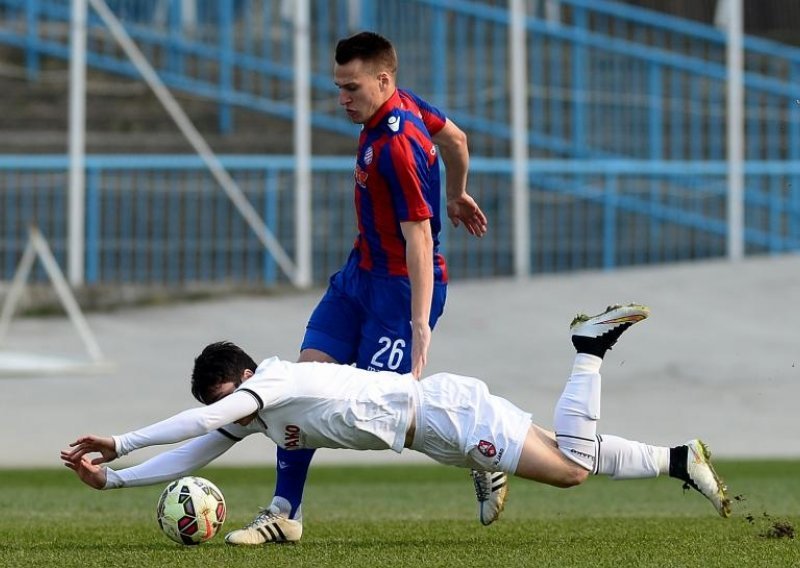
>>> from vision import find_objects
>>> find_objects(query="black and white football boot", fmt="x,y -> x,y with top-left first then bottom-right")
670,439 -> 732,518
471,470 -> 508,526
570,303 -> 650,358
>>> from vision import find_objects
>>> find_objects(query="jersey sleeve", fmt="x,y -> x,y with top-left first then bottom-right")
234,359 -> 293,409
104,431 -> 237,488
113,391 -> 260,456
402,89 -> 446,135
378,135 -> 434,223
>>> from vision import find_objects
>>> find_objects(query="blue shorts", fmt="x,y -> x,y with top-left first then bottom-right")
301,251 -> 447,374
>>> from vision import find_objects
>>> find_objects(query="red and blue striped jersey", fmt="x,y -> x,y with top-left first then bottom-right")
351,89 -> 448,282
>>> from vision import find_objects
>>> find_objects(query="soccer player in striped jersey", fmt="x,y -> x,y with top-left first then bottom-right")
245,31 -> 495,542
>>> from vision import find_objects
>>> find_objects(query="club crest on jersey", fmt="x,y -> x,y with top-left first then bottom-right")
363,145 -> 374,165
477,440 -> 497,458
354,164 -> 368,188
387,114 -> 401,132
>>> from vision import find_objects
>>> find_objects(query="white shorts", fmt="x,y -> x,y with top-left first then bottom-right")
409,373 -> 532,474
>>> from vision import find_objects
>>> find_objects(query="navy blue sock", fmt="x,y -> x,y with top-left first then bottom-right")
273,446 -> 315,519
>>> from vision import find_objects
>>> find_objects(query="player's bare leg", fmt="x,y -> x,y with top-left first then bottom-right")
513,424 -> 589,487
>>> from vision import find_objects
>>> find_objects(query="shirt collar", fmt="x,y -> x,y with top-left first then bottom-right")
365,89 -> 401,130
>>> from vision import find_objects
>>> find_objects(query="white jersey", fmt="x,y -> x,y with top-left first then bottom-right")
104,358 -> 531,489
222,357 -> 415,453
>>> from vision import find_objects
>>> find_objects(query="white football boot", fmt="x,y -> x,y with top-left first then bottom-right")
679,439 -> 732,518
570,303 -> 650,356
224,506 -> 302,545
471,470 -> 508,526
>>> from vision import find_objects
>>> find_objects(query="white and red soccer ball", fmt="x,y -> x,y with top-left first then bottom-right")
156,476 -> 226,545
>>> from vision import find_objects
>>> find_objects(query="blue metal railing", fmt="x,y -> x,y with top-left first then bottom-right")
1,0 -> 798,161
2,155 -> 798,286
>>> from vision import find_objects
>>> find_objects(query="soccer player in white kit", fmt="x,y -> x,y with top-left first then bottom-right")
61,304 -> 731,544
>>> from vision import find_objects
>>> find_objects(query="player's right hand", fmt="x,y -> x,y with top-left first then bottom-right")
410,321 -> 431,380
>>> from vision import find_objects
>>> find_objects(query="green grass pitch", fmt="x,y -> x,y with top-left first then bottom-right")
1,461 -> 798,567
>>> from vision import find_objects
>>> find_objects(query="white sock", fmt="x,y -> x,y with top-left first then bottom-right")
595,434 -> 669,479
553,353 -> 603,471
270,496 -> 302,521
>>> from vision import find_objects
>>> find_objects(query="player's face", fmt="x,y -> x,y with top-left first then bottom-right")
205,381 -> 237,405
334,58 -> 393,124
204,371 -> 256,426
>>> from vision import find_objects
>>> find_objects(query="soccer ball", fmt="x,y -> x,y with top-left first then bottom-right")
156,476 -> 226,545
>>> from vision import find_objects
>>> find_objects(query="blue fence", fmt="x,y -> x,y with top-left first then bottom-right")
2,155 -> 798,286
0,1 -> 798,287
1,0 -> 799,160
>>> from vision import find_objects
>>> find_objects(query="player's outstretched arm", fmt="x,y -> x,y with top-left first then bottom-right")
62,453 -> 108,490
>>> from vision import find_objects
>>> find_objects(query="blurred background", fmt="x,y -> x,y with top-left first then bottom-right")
0,0 -> 798,466
2,0 -> 799,297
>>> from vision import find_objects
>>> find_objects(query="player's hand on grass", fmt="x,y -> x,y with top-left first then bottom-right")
411,321 -> 431,380
63,434 -> 118,465
447,194 -> 488,237
62,453 -> 108,489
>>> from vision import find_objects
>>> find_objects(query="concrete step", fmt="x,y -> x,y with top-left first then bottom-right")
0,48 -> 353,155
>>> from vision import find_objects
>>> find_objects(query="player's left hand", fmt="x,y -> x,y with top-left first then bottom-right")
447,194 -> 488,237
411,322 -> 431,380
61,453 -> 108,490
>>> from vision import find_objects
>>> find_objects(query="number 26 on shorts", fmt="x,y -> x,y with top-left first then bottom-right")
370,337 -> 406,370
